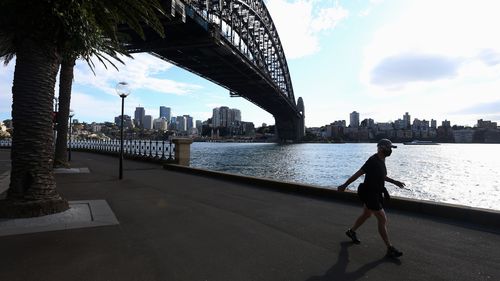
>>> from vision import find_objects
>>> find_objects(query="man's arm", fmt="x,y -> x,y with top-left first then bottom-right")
338,169 -> 365,192
385,176 -> 406,188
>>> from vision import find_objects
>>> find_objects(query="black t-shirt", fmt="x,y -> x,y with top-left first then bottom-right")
361,154 -> 387,193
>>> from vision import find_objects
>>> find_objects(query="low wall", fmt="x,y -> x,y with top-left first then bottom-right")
164,164 -> 500,231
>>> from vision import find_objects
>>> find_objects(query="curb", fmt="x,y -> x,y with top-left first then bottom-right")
164,164 -> 500,231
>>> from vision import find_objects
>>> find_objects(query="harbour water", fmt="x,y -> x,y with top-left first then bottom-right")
190,142 -> 500,211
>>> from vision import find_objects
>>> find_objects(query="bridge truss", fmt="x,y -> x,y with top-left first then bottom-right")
175,0 -> 296,106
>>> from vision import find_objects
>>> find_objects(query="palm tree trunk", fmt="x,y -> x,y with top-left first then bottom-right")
0,38 -> 69,218
54,58 -> 76,168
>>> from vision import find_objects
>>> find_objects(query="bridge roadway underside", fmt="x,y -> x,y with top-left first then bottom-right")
124,10 -> 303,140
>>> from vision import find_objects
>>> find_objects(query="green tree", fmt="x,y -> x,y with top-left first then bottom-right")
0,0 -> 165,217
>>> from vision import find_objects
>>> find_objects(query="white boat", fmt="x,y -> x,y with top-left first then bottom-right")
403,140 -> 440,145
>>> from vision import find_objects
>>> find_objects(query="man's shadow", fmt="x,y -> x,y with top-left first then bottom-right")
306,241 -> 401,281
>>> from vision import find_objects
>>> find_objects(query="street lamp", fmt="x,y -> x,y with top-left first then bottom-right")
68,109 -> 74,162
116,82 -> 130,180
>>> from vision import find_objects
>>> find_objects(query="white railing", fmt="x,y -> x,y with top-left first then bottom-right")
0,139 -> 175,161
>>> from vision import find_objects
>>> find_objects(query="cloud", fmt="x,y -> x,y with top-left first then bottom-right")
451,100 -> 500,115
73,53 -> 201,96
370,53 -> 463,87
70,92 -> 122,121
358,0 -> 384,17
266,0 -> 348,59
478,49 -> 500,66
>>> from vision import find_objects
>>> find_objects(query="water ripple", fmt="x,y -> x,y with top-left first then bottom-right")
190,143 -> 500,211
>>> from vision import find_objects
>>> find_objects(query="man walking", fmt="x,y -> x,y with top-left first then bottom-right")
338,139 -> 406,258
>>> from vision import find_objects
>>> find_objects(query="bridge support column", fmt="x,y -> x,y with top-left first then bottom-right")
275,115 -> 305,142
274,97 -> 305,142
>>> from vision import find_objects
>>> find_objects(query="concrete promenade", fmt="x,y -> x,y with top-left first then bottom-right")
0,150 -> 499,281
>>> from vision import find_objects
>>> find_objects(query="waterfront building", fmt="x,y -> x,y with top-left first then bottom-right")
212,108 -> 220,127
331,120 -> 346,127
403,112 -> 411,129
442,120 -> 451,128
232,109 -> 242,122
349,111 -> 359,128
184,115 -> 194,131
242,122 -> 255,136
377,122 -> 394,132
361,118 -> 375,128
143,115 -> 153,130
212,106 -> 241,128
326,123 -> 344,138
114,115 -> 134,129
393,119 -> 405,130
477,119 -> 498,129
453,129 -> 474,143
431,119 -> 437,129
176,115 -> 187,132
153,117 -> 168,131
134,107 -> 145,128
169,117 -> 177,130
91,123 -> 102,132
159,106 -> 171,120
195,120 -> 202,132
220,106 -> 229,127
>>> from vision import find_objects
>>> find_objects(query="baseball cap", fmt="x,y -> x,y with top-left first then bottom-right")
377,138 -> 397,148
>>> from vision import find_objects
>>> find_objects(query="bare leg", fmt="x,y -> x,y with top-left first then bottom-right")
351,205 -> 372,231
372,209 -> 391,247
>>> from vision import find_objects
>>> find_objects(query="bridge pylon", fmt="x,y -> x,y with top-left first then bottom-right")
275,97 -> 305,142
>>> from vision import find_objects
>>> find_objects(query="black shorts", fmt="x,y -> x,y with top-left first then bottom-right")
359,192 -> 384,211
357,184 -> 384,211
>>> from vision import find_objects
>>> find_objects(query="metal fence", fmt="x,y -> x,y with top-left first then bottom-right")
0,139 -> 11,148
0,139 -> 175,161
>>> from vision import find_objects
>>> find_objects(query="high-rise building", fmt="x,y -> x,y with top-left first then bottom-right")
477,119 -> 498,129
114,115 -> 134,129
143,115 -> 153,130
232,108 -> 241,122
212,107 -> 220,127
176,116 -> 186,131
394,119 -> 405,130
159,106 -> 171,120
220,106 -> 229,127
349,111 -> 359,128
195,120 -> 202,131
169,117 -> 177,130
134,107 -> 145,128
212,106 -> 242,127
431,119 -> 437,129
361,118 -> 375,128
442,120 -> 451,128
184,115 -> 193,131
403,112 -> 411,129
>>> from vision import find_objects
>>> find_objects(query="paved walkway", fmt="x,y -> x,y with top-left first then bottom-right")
0,150 -> 499,281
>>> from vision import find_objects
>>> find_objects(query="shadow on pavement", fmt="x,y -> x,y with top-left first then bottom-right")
306,241 -> 401,281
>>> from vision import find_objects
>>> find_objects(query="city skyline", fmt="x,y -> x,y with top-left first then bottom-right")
1,0 -> 500,127
83,106 -> 496,130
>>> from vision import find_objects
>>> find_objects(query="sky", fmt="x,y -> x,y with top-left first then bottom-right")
1,0 -> 500,128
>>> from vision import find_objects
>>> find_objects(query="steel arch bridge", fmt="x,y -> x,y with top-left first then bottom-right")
125,0 -> 305,141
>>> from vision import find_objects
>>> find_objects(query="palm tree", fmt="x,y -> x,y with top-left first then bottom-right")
0,0 -> 165,218
54,0 -> 166,168
53,58 -> 76,168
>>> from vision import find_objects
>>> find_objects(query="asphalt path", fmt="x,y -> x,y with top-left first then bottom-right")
0,150 -> 498,281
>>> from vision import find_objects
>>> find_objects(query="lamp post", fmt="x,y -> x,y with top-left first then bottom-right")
53,97 -> 59,144
68,109 -> 74,162
116,82 -> 130,180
